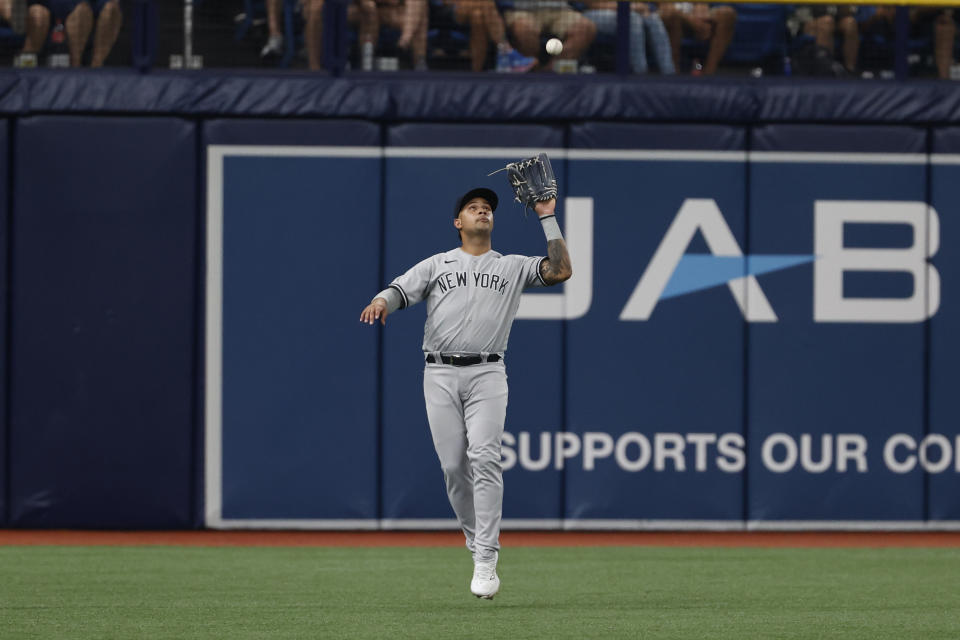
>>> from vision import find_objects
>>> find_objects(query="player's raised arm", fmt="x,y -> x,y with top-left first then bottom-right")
494,152 -> 572,286
534,198 -> 572,286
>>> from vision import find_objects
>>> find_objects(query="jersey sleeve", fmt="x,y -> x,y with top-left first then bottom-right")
388,256 -> 436,308
519,255 -> 548,289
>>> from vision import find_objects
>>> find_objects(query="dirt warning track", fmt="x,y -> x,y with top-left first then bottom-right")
1,530 -> 960,548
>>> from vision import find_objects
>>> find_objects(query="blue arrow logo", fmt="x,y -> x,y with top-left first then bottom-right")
661,254 -> 817,300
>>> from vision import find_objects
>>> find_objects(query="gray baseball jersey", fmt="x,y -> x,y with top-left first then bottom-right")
385,245 -> 547,572
388,247 -> 547,354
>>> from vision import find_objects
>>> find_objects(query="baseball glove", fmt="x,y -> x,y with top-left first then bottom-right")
490,153 -> 558,211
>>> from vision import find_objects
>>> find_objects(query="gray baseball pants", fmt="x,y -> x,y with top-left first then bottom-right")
423,361 -> 507,563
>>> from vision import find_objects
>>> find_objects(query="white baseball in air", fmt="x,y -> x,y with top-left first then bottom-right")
545,38 -> 563,56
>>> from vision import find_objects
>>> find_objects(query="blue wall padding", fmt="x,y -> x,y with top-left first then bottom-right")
4,112 -> 960,529
388,123 -> 562,148
747,125 -> 927,520
566,124 -> 747,520
6,71 -> 960,124
751,124 -> 927,153
205,120 -> 381,519
0,120 -> 6,526
9,117 -> 198,527
571,121 -> 746,151
757,79 -> 960,124
928,128 -> 960,519
380,124 -> 566,522
204,119 -> 381,146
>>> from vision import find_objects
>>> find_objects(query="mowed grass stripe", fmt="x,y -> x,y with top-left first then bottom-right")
1,546 -> 958,639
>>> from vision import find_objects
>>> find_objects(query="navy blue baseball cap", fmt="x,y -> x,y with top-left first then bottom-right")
455,187 -> 498,217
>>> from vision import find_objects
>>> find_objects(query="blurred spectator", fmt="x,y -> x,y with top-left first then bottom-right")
352,0 -> 429,69
583,0 -> 674,74
23,0 -> 120,67
861,6 -> 955,79
259,0 -> 327,71
659,2 -> 736,75
302,0 -> 325,70
88,0 -> 120,67
792,5 -> 858,73
503,0 -> 597,68
259,0 -> 284,60
439,0 -> 536,72
0,0 -> 26,33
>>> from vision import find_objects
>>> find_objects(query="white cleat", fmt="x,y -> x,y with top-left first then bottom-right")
470,555 -> 500,600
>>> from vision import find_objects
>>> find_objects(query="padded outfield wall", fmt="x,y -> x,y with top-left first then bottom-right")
2,70 -> 960,529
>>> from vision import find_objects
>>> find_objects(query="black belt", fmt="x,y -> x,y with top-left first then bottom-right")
426,354 -> 501,366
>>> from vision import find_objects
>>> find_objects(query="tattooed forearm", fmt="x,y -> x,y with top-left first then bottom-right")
540,238 -> 573,285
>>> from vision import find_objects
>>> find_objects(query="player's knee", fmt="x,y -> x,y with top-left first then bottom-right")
440,458 -> 471,480
467,443 -> 502,468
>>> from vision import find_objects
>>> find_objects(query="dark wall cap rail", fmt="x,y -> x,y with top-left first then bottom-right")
2,69 -> 959,123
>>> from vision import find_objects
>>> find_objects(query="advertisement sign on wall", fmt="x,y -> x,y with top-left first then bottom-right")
205,125 -> 959,530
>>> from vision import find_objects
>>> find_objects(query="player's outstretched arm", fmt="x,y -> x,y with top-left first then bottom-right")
361,285 -> 405,326
534,199 -> 573,286
360,298 -> 389,326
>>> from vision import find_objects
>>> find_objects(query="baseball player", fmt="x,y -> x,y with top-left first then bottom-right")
360,173 -> 571,599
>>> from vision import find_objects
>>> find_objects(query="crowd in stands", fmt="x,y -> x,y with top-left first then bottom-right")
2,0 -> 121,67
1,1 -> 957,79
249,1 -> 959,78
787,5 -> 956,78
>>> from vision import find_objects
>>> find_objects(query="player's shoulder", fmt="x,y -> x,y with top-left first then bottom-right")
502,253 -> 547,277
437,248 -> 505,263
414,251 -> 450,266
426,248 -> 463,266
501,252 -> 541,264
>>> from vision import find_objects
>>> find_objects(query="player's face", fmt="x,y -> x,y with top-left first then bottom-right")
456,198 -> 494,236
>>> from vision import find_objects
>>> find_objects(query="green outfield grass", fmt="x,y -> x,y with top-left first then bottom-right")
1,545 -> 958,639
